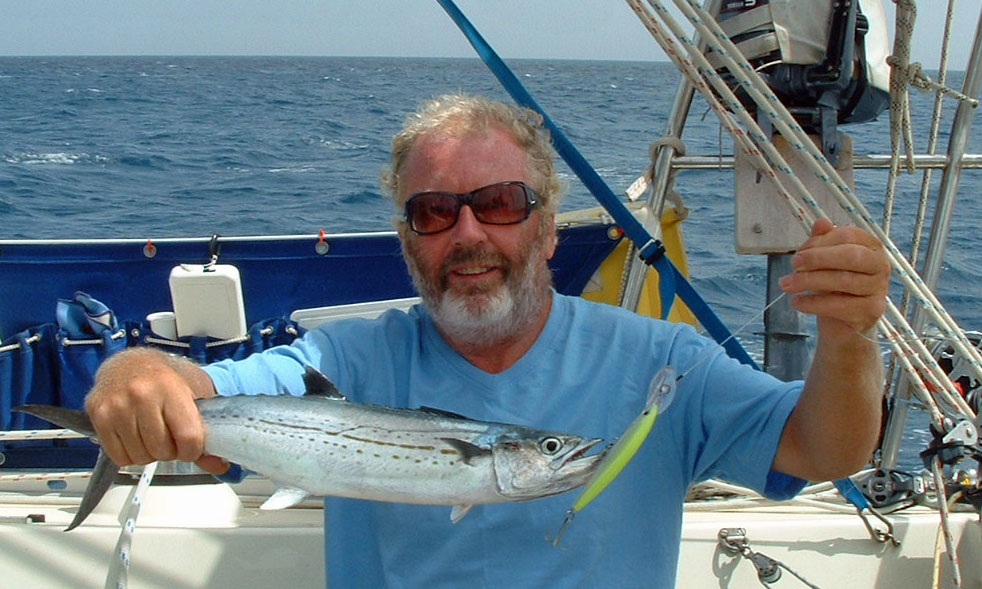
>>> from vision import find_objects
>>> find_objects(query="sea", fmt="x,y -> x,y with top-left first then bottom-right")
1,56 -> 981,468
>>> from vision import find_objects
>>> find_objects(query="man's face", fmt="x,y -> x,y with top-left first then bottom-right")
397,125 -> 556,342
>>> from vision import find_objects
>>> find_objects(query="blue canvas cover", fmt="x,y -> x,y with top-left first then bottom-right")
0,225 -> 621,468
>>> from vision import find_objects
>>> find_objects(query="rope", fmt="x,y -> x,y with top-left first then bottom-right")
61,329 -> 126,347
933,490 -> 965,589
887,0 -> 918,206
907,0 -> 957,276
929,457 -> 963,586
0,470 -> 91,484
885,0 -> 978,228
882,0 -> 908,234
627,0 -> 982,422
888,57 -> 980,108
622,9 -> 978,584
627,0 -> 967,418
105,462 -> 157,589
888,0 -> 961,428
0,428 -> 85,442
0,333 -> 42,354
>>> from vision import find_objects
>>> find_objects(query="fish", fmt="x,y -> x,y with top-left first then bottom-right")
14,366 -> 604,530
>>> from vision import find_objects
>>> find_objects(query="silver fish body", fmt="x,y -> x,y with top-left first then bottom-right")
15,366 -> 603,527
201,393 -> 601,509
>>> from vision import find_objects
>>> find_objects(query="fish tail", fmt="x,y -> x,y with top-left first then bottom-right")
66,450 -> 120,531
12,404 -> 118,530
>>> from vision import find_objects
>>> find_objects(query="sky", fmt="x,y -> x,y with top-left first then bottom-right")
1,1 -> 980,70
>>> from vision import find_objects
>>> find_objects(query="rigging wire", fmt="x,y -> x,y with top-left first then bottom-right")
624,2 -> 981,584
627,0 -> 979,425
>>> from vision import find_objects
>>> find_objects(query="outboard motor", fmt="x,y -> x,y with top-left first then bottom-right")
712,0 -> 890,162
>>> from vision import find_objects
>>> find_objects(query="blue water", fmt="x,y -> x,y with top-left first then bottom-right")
1,56 -> 981,350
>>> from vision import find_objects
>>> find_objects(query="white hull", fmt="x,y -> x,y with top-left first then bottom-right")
680,505 -> 980,588
1,476 -> 977,588
0,478 -> 324,588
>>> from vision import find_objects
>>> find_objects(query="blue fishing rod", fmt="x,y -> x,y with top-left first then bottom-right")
436,0 -> 756,368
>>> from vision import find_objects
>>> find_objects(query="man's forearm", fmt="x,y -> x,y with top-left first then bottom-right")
774,329 -> 883,481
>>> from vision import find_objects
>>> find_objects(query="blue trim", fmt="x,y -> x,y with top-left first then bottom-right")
0,226 -> 616,338
833,477 -> 870,510
436,0 -> 757,368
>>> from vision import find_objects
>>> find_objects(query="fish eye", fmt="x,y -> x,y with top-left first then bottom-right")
539,436 -> 563,455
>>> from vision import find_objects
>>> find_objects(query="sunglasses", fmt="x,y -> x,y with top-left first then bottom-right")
404,181 -> 540,235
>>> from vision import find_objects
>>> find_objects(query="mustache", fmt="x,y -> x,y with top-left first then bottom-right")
440,247 -> 509,278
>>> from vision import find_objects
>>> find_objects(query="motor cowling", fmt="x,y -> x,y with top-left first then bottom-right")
713,0 -> 890,135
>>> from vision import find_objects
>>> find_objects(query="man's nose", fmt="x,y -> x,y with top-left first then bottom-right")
450,205 -> 488,244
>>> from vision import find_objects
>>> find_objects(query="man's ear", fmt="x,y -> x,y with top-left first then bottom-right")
544,214 -> 557,260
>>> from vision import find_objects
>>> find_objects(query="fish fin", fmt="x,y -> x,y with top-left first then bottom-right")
13,404 -> 96,438
419,406 -> 472,420
439,438 -> 491,465
301,366 -> 346,400
450,504 -> 474,523
66,450 -> 119,531
13,404 -> 116,531
260,487 -> 310,510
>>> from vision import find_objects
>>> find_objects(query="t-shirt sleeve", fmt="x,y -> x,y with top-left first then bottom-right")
666,325 -> 807,499
203,327 -> 338,397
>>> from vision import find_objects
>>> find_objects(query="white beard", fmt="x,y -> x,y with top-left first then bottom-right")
429,262 -> 538,345
404,230 -> 552,347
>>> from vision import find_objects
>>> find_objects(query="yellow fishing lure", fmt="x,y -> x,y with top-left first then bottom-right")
551,365 -> 677,546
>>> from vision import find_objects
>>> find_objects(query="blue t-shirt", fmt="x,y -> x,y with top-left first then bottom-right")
205,291 -> 805,588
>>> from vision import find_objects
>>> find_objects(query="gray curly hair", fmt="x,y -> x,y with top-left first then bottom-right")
381,94 -> 564,217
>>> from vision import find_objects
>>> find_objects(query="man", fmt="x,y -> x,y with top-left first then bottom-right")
86,95 -> 890,587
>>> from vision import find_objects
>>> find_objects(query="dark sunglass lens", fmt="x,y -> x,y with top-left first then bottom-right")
408,193 -> 459,234
471,183 -> 528,225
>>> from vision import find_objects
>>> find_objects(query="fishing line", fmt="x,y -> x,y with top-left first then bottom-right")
675,292 -> 788,384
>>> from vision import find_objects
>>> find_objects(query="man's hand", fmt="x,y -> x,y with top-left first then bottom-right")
84,348 -> 227,475
779,218 -> 891,339
773,218 -> 891,480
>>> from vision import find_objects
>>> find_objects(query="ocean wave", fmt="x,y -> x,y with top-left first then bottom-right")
4,152 -> 110,166
315,138 -> 370,151
268,166 -> 316,174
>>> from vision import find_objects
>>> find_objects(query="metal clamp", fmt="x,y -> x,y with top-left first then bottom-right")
718,528 -> 824,588
835,476 -> 901,546
857,506 -> 900,546
204,234 -> 222,270
921,419 -> 981,469
717,528 -> 781,584
718,527 -> 749,555
943,420 -> 978,446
